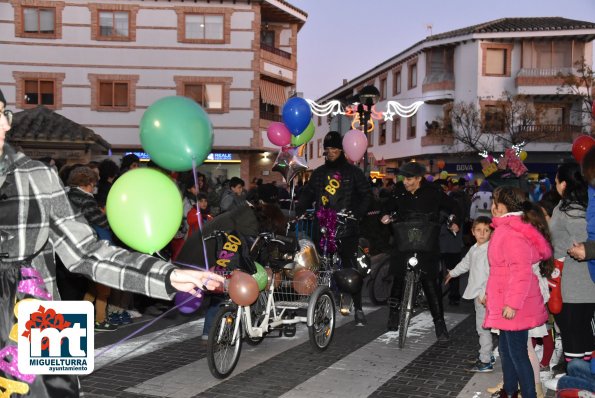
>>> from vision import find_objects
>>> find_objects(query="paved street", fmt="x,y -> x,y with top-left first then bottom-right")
79,297 -> 555,398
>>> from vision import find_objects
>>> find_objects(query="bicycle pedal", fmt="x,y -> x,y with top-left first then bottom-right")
283,324 -> 296,337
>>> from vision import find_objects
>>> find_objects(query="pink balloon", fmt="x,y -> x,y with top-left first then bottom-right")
342,129 -> 368,161
267,122 -> 292,147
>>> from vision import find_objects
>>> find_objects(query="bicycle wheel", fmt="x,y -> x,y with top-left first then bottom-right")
368,260 -> 393,305
207,305 -> 243,379
398,271 -> 416,349
245,291 -> 267,346
307,287 -> 335,351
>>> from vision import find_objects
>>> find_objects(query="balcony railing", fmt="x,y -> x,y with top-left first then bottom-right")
260,42 -> 291,59
516,124 -> 583,143
421,128 -> 455,146
260,110 -> 282,122
517,67 -> 575,77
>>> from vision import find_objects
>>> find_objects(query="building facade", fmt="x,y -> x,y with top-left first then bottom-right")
0,0 -> 307,182
308,17 -> 595,182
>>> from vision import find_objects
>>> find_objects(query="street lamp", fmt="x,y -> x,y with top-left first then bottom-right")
357,85 -> 380,176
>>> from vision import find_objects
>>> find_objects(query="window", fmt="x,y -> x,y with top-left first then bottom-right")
380,77 -> 387,100
483,105 -> 505,132
392,118 -> 401,142
15,2 -> 64,39
522,41 -> 580,69
186,14 -> 223,40
24,79 -> 55,106
174,76 -> 231,113
99,11 -> 129,38
24,7 -> 54,34
184,83 -> 223,110
318,116 -> 322,126
393,70 -> 401,95
99,81 -> 129,108
14,71 -> 65,109
309,142 -> 314,160
379,122 -> 386,145
261,29 -> 275,47
486,49 -> 506,75
317,139 -> 322,158
540,107 -> 564,125
408,63 -> 417,89
482,43 -> 513,76
368,130 -> 374,147
89,74 -> 138,111
407,116 -> 416,139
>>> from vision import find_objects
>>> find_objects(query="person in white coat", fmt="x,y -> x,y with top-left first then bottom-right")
445,216 -> 493,372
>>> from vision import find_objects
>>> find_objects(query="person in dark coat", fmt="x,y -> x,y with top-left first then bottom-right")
296,131 -> 372,326
381,161 -> 461,340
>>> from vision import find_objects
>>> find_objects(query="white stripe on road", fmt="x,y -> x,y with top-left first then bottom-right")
124,306 -> 379,398
281,312 -> 469,398
94,319 -> 205,370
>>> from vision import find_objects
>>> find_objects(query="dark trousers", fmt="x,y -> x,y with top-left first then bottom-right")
389,252 -> 444,324
500,329 -> 536,398
441,252 -> 462,302
554,302 -> 595,358
338,235 -> 363,311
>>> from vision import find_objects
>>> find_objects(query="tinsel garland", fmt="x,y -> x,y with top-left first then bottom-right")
316,207 -> 338,254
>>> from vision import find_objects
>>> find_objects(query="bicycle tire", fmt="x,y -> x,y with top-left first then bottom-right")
207,305 -> 243,379
368,260 -> 393,305
307,287 -> 335,351
398,271 -> 416,349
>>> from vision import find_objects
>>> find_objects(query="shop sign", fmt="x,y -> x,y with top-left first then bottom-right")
207,153 -> 233,161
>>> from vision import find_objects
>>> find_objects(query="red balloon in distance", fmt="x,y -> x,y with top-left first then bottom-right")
436,159 -> 446,169
293,269 -> 317,295
572,135 -> 595,163
228,270 -> 259,306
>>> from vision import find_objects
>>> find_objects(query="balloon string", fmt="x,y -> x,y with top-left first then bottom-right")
95,289 -> 203,359
192,158 -> 210,271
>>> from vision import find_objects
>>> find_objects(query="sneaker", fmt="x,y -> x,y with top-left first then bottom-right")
544,376 -> 560,391
490,355 -> 496,365
201,334 -> 209,341
95,321 -> 118,332
552,361 -> 567,377
107,312 -> 123,325
354,310 -> 367,326
468,360 -> 494,373
466,355 -> 496,365
119,311 -> 133,324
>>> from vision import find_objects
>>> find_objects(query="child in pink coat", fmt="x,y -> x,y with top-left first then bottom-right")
484,186 -> 554,398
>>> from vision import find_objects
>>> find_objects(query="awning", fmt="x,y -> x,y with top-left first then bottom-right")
260,80 -> 287,106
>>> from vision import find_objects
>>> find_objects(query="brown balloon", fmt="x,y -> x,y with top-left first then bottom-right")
228,270 -> 259,306
265,267 -> 282,290
293,269 -> 318,295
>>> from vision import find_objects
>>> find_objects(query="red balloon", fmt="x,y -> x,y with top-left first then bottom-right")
228,270 -> 259,306
293,269 -> 317,295
436,160 -> 446,170
572,135 -> 595,163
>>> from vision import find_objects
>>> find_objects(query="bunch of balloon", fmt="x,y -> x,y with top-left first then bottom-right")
107,95 -> 215,314
268,97 -> 314,213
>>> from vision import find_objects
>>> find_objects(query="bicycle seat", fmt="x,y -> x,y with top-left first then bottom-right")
268,258 -> 292,271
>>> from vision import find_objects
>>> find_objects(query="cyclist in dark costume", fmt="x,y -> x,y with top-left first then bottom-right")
296,131 -> 372,326
381,161 -> 461,340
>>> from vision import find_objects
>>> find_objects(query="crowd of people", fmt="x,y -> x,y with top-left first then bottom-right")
1,83 -> 593,398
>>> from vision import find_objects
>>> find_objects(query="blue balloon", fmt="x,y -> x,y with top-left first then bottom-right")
282,97 -> 312,136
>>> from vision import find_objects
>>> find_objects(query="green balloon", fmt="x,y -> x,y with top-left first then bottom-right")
140,96 -> 214,172
106,168 -> 183,254
252,262 -> 268,291
290,120 -> 315,146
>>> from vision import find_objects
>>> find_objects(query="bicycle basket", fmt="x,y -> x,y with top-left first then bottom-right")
392,221 -> 440,253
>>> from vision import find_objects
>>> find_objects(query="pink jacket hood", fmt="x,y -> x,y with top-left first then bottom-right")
491,214 -> 552,261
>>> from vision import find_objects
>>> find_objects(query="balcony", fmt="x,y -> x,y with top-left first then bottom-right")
515,67 -> 573,94
516,124 -> 583,143
260,110 -> 282,122
261,42 -> 291,59
422,72 -> 454,104
421,128 -> 455,146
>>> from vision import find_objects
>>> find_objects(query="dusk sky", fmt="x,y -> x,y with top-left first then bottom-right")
289,0 -> 595,100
